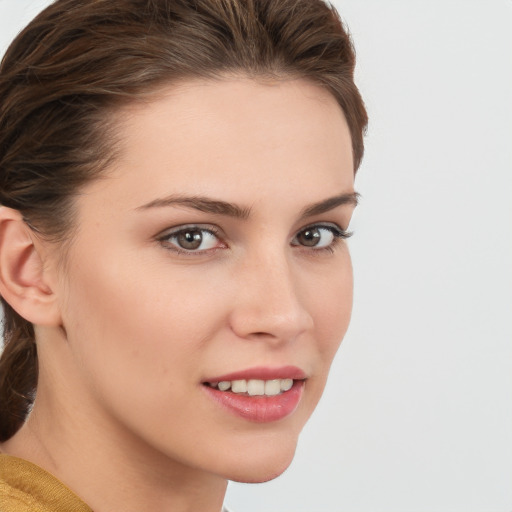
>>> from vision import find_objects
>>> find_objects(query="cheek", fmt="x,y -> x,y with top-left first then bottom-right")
291,252 -> 353,426
60,251 -> 227,382
309,252 -> 353,361
58,258 -> 222,440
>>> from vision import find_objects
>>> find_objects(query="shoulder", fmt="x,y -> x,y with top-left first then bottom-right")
0,454 -> 92,512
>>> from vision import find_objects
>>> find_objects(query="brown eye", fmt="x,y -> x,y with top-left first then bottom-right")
292,224 -> 348,250
296,227 -> 322,247
177,229 -> 203,250
162,226 -> 221,253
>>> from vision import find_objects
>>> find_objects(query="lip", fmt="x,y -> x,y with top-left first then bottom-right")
202,379 -> 304,423
201,366 -> 306,423
203,365 -> 307,383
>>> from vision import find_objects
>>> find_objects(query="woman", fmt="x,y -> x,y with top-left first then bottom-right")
0,0 -> 367,511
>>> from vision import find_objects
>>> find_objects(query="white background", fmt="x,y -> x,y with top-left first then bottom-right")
1,1 -> 511,511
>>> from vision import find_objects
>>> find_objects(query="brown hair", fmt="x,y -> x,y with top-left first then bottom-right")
0,0 -> 367,441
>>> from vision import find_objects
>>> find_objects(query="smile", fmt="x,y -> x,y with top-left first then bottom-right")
202,367 -> 306,422
204,378 -> 294,396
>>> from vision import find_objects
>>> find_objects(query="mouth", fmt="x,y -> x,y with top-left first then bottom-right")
203,378 -> 295,396
202,366 -> 306,422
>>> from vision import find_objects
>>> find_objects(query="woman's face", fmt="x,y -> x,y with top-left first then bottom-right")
50,77 -> 356,482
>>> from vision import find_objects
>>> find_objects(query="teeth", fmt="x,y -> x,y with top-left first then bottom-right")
265,379 -> 281,396
231,380 -> 247,393
247,379 -> 265,396
281,378 -> 293,391
209,378 -> 296,396
218,381 -> 231,391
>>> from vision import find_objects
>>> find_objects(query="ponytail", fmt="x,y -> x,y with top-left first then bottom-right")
0,300 -> 38,442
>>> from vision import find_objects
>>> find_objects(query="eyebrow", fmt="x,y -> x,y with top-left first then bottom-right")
136,195 -> 251,219
136,192 -> 359,220
299,191 -> 359,218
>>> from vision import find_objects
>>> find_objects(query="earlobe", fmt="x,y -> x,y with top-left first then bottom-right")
0,207 -> 62,326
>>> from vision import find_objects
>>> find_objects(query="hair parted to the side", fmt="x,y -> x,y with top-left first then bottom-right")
0,0 -> 368,441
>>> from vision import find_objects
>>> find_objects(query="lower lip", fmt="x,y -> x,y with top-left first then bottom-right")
202,380 -> 305,423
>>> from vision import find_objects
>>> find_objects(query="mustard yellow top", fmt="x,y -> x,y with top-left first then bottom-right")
0,454 -> 92,512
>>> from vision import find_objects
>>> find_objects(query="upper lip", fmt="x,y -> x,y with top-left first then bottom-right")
203,365 -> 307,383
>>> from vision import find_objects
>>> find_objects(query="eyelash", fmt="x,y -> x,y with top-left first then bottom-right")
157,223 -> 352,256
291,223 -> 352,254
158,225 -> 224,256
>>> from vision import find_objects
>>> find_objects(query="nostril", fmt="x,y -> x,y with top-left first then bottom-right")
228,275 -> 313,341
245,331 -> 288,341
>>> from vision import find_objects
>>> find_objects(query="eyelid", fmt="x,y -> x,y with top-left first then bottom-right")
157,223 -> 222,239
290,222 -> 353,254
295,221 -> 352,239
157,223 -> 225,254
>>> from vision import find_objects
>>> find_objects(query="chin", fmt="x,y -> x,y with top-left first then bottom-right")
220,435 -> 298,484
229,464 -> 293,484
227,459 -> 295,484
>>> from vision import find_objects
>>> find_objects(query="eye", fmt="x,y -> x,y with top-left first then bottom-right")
159,225 -> 223,253
292,224 -> 351,250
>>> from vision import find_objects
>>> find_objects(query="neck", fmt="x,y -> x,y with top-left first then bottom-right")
2,402 -> 228,512
1,332 -> 228,512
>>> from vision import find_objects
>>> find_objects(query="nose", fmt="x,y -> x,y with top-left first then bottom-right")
228,252 -> 314,343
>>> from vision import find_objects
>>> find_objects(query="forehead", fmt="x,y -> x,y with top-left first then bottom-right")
83,77 -> 354,214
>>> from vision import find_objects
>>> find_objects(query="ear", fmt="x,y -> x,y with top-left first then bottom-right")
0,207 -> 62,326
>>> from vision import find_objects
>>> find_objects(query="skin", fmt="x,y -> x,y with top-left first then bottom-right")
1,77 -> 356,512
